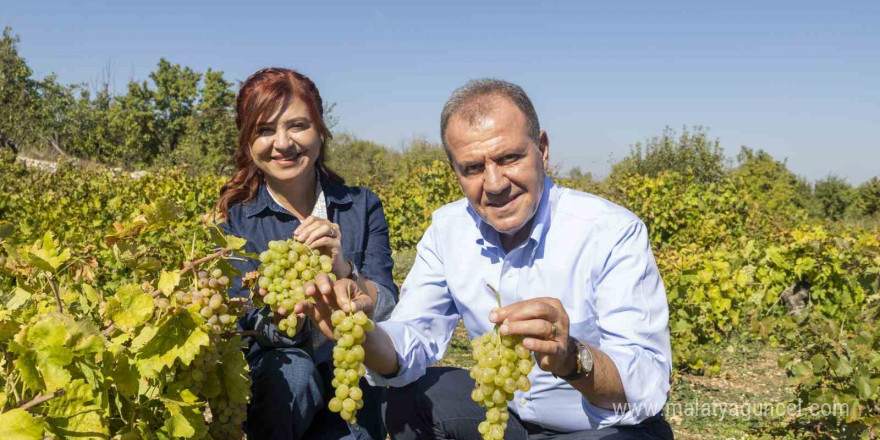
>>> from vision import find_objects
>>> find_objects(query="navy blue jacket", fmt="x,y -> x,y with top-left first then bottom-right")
219,176 -> 398,362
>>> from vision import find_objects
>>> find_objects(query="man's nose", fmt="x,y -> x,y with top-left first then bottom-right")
483,164 -> 509,194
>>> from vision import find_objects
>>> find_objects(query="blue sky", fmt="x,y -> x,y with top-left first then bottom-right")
4,0 -> 878,183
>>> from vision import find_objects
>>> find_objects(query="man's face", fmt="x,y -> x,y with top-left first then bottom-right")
445,97 -> 549,242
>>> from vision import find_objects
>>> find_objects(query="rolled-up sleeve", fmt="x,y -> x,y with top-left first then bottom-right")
365,220 -> 460,387
359,189 -> 399,322
583,220 -> 672,427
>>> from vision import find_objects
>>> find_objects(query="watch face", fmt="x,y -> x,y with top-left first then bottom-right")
578,346 -> 594,373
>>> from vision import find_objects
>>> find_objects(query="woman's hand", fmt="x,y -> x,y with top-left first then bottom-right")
293,273 -> 377,341
294,216 -> 350,279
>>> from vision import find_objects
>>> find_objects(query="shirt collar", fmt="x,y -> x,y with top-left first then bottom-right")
469,175 -> 556,256
244,168 -> 352,218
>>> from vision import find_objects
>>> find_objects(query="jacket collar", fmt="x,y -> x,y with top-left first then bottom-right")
245,169 -> 352,218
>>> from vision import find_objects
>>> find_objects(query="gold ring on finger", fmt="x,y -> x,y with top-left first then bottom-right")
549,322 -> 557,339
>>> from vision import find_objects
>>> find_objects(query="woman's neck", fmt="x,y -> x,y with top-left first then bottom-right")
265,167 -> 318,220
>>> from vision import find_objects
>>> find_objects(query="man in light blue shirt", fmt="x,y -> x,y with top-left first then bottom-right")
301,79 -> 673,439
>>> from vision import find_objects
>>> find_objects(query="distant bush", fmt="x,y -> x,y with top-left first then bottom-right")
609,126 -> 727,184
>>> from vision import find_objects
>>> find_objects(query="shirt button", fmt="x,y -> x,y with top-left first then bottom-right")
520,398 -> 527,404
507,272 -> 513,278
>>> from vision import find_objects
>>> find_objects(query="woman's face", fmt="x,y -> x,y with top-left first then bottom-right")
249,98 -> 323,183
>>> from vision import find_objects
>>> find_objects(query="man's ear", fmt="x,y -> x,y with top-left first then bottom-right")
538,130 -> 550,170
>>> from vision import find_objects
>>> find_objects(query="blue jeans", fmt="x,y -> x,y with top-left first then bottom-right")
245,347 -> 386,440
383,367 -> 674,440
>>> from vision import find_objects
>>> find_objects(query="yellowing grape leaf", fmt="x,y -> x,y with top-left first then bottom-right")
6,287 -> 31,311
0,408 -> 45,439
46,379 -> 108,439
163,402 -> 206,439
26,232 -> 70,272
107,285 -> 154,331
158,270 -> 181,296
131,312 -> 210,378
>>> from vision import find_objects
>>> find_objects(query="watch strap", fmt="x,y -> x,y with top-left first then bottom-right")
555,337 -> 587,381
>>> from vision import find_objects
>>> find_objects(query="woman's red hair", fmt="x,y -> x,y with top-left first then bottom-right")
216,68 -> 343,219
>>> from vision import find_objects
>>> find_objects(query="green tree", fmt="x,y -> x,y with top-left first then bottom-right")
0,27 -> 39,153
150,58 -> 201,154
171,69 -> 237,173
32,74 -> 80,157
326,134 -> 395,187
813,175 -> 857,221
610,126 -> 727,184
856,176 -> 880,217
106,80 -> 160,164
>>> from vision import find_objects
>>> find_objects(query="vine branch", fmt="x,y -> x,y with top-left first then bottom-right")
19,389 -> 65,411
48,278 -> 63,313
179,248 -> 229,277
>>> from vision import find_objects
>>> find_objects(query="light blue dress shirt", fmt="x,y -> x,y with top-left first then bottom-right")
366,176 -> 672,432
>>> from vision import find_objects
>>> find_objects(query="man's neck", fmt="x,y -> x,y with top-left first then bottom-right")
265,169 -> 318,220
499,217 -> 534,253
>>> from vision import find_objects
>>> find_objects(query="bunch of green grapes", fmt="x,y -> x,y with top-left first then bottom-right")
256,239 -> 335,338
208,397 -> 247,440
470,285 -> 535,440
169,269 -> 236,334
327,309 -> 375,424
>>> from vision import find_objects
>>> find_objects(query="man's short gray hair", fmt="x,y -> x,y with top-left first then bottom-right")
440,78 -> 540,162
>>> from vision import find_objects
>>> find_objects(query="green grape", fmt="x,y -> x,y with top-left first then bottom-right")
469,285 -> 536,440
327,309 -> 375,424
254,237 -> 338,338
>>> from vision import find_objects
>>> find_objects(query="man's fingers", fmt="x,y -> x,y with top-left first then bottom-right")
314,272 -> 334,296
522,338 -> 563,356
334,280 -> 357,312
491,299 -> 557,324
501,319 -> 557,340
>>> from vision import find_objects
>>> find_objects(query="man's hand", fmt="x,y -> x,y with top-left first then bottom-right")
489,297 -> 574,377
293,273 -> 377,340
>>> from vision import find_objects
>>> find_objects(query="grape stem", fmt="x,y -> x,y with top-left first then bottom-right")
19,389 -> 65,411
486,284 -> 503,332
48,277 -> 63,313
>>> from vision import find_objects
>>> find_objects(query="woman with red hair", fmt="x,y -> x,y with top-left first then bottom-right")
217,68 -> 397,440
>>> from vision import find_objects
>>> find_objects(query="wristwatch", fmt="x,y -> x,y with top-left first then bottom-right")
556,337 -> 594,381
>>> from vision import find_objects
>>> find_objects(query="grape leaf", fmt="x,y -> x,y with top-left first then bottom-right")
131,312 -> 210,378
158,270 -> 181,296
218,340 -> 250,404
46,379 -> 108,439
26,232 -> 70,272
0,408 -> 45,439
6,287 -> 31,311
107,285 -> 154,331
855,374 -> 874,400
163,402 -> 206,439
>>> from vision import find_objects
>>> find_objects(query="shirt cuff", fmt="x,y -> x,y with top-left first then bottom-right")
364,321 -> 425,388
371,281 -> 397,323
